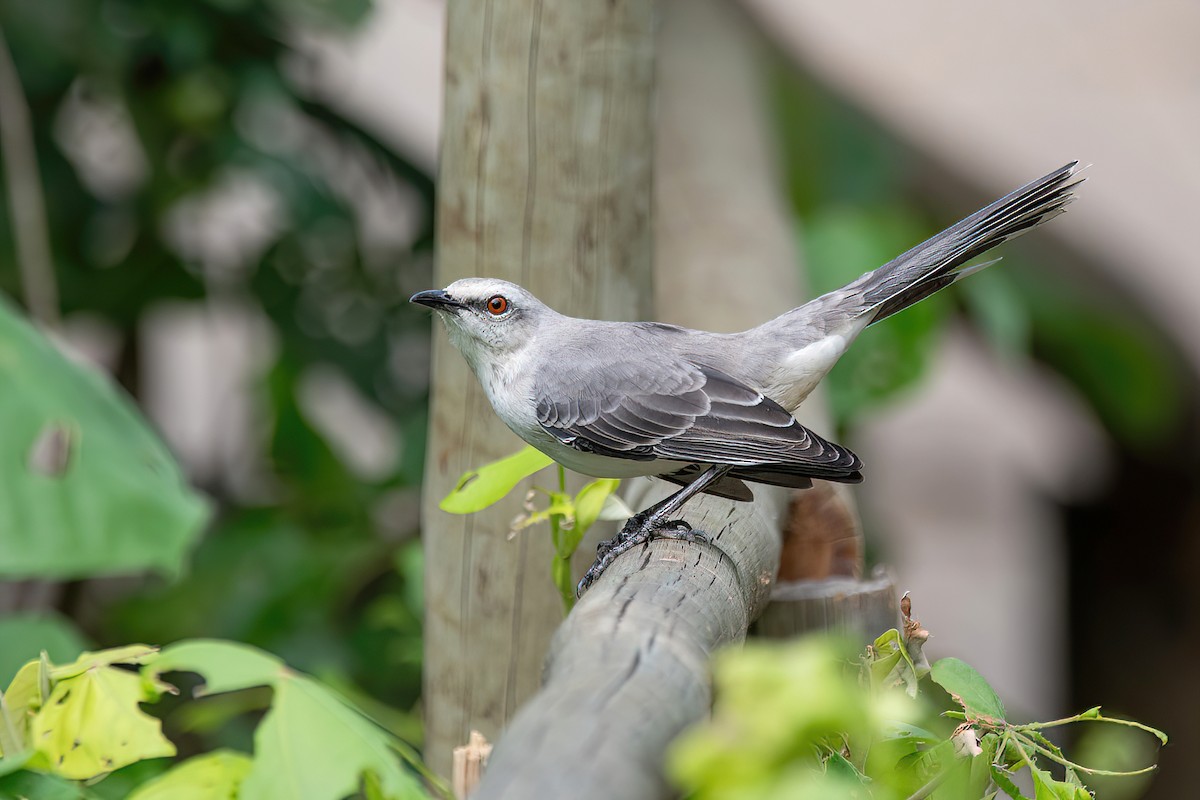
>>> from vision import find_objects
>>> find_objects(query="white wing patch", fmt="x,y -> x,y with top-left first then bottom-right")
766,334 -> 849,412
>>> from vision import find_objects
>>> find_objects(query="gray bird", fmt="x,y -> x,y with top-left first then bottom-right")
413,162 -> 1081,594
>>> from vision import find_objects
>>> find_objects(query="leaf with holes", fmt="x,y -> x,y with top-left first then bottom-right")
25,664 -> 175,779
0,296 -> 209,578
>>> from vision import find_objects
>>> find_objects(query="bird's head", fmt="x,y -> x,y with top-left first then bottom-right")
410,278 -> 550,366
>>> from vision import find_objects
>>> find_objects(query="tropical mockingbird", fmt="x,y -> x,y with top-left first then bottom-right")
413,162 -> 1081,595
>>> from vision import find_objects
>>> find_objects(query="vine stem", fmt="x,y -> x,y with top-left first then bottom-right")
1013,730 -> 1158,777
0,25 -> 60,328
1018,713 -> 1167,743
550,464 -> 573,613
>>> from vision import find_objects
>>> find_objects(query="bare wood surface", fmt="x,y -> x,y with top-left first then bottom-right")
451,730 -> 492,800
425,0 -> 657,775
754,569 -> 899,642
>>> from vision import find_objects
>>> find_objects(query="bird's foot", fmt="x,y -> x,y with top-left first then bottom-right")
576,518 -> 710,598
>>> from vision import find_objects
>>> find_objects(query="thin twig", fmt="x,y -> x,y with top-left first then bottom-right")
0,24 -> 61,327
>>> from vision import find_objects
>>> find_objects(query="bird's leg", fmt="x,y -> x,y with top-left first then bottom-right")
577,465 -> 731,596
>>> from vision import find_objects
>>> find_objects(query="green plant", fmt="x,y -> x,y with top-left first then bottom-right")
0,641 -> 446,799
439,446 -> 626,612
669,600 -> 1165,800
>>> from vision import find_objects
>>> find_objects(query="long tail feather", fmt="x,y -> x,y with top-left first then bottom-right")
857,161 -> 1082,324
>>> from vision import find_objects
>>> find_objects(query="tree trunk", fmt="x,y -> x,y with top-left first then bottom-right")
424,0 -> 657,776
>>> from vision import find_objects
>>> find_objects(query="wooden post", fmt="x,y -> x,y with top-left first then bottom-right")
425,0 -> 657,777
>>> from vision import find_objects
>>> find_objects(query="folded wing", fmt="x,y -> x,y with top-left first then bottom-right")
535,360 -> 862,486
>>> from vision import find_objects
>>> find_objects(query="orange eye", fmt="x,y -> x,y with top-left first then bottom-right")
486,295 -> 509,315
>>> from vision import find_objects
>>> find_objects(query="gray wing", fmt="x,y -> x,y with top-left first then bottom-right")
535,359 -> 862,484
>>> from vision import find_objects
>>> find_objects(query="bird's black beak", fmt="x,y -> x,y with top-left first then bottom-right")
410,289 -> 465,311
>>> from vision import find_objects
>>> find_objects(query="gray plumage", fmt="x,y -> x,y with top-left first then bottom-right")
413,162 -> 1081,503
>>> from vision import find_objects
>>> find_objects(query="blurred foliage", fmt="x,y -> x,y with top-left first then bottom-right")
0,0 -> 434,784
0,296 -> 208,579
669,627 -> 1165,800
769,59 -> 1186,446
0,641 -> 443,798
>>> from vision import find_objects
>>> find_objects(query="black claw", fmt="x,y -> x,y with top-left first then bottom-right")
575,517 -> 713,598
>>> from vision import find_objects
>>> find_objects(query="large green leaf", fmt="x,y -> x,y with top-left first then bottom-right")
240,676 -> 425,800
0,296 -> 209,578
146,640 -> 427,800
25,663 -> 175,779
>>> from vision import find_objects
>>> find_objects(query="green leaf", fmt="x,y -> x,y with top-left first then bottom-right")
238,675 -> 425,800
150,640 -> 285,695
0,615 -> 87,688
991,765 -> 1032,800
966,733 -> 1000,797
144,640 -> 430,797
931,658 -> 1007,721
870,629 -> 918,697
571,479 -> 620,546
881,722 -> 941,745
823,750 -> 867,784
126,750 -> 252,800
438,446 -> 553,514
50,646 -> 160,681
1030,764 -> 1090,800
0,296 -> 210,579
1,661 -> 44,758
0,770 -> 99,799
26,664 -> 175,779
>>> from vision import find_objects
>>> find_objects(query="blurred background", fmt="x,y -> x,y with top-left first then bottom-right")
0,0 -> 1196,797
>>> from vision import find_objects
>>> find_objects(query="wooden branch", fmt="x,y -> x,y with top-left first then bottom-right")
425,0 -> 656,776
